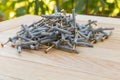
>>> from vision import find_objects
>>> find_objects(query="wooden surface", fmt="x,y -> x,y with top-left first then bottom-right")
0,15 -> 120,80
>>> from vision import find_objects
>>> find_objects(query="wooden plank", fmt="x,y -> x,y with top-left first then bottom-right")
0,55 -> 113,80
0,15 -> 120,80
0,73 -> 19,80
0,15 -> 41,32
76,15 -> 120,24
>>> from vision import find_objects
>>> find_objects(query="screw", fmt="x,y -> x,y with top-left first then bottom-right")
40,38 -> 56,44
54,5 -> 58,14
78,31 -> 88,39
72,44 -> 76,53
77,42 -> 93,47
21,41 -> 38,45
52,40 -> 60,47
44,44 -> 55,53
61,33 -> 66,41
66,41 -> 73,48
95,34 -> 105,42
54,27 -> 71,34
85,20 -> 97,26
94,27 -> 114,33
74,33 -> 78,44
61,9 -> 66,16
0,38 -> 13,47
41,15 -> 62,19
16,38 -> 22,53
101,31 -> 112,40
17,45 -> 22,53
57,45 -> 79,54
86,31 -> 92,40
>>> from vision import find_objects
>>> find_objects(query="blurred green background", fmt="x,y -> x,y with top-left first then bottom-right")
0,0 -> 120,21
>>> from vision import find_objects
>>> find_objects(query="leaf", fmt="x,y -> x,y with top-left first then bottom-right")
16,6 -> 26,16
93,6 -> 101,14
75,0 -> 85,13
100,0 -> 106,5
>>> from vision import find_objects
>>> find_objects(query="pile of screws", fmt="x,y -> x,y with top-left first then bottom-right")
1,9 -> 114,54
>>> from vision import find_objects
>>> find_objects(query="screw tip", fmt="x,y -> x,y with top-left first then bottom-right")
0,43 -> 4,47
11,44 -> 16,48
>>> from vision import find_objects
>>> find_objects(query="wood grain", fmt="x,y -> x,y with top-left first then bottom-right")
0,15 -> 120,80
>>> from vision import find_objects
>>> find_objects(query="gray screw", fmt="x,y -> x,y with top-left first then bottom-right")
57,45 -> 79,54
54,27 -> 72,34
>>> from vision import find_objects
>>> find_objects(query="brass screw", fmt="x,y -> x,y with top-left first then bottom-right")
44,45 -> 55,53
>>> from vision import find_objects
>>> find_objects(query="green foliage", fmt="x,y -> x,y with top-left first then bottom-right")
0,0 -> 120,21
58,0 -> 120,17
0,0 -> 53,20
